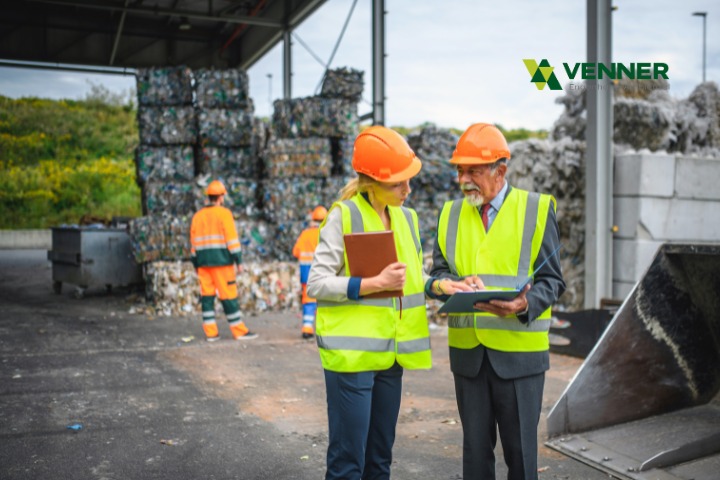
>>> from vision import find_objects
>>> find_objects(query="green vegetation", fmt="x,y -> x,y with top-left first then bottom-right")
0,89 -> 548,230
0,86 -> 141,229
495,124 -> 549,142
389,122 -> 548,142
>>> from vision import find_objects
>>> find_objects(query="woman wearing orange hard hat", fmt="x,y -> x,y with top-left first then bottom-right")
307,126 -> 471,480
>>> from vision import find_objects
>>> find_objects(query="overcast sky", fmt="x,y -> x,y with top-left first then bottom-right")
0,0 -> 717,131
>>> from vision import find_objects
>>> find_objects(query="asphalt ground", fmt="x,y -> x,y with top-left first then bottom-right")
0,249 -> 612,480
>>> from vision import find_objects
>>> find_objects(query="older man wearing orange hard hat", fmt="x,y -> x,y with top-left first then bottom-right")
427,123 -> 565,480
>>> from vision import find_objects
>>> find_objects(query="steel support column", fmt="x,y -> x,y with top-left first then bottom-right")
584,0 -> 613,308
283,28 -> 292,99
371,0 -> 385,125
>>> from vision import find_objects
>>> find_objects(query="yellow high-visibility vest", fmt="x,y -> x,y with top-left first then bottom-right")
437,188 -> 555,352
316,194 -> 431,372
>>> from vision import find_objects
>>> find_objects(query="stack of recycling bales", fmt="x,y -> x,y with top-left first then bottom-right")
136,66 -> 198,217
512,79 -> 720,311
133,67 -> 199,316
405,125 -> 459,252
266,67 -> 362,262
401,125 -> 458,323
129,67 -> 299,317
194,69 -> 299,314
194,68 -> 268,262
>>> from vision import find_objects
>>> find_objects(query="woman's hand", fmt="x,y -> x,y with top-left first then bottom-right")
359,262 -> 406,296
376,262 -> 406,290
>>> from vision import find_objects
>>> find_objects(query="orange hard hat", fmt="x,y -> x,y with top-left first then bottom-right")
450,123 -> 511,165
206,180 -> 227,196
311,206 -> 328,221
352,126 -> 422,182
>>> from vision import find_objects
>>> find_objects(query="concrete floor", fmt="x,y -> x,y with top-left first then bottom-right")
0,249 -> 613,479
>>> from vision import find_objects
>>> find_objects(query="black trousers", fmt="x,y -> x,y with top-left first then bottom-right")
453,352 -> 545,480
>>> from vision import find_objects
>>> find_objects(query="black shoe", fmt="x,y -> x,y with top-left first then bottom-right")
235,331 -> 258,340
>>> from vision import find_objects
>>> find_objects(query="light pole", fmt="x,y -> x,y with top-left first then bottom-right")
692,11 -> 707,83
266,73 -> 273,114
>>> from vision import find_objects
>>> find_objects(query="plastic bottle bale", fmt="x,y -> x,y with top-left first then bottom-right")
236,261 -> 300,313
194,68 -> 252,109
673,82 -> 720,155
135,145 -> 196,186
136,66 -> 194,106
551,86 -> 586,141
275,220 -> 311,262
324,176 -> 351,205
271,97 -> 359,138
261,177 -> 327,223
143,181 -> 197,216
263,137 -> 332,178
406,125 -> 459,190
320,67 -> 364,102
613,97 -> 673,152
226,177 -> 261,220
137,106 -> 198,145
236,219 -> 275,263
199,146 -> 258,178
407,124 -> 459,165
404,189 -> 454,252
330,136 -> 355,176
142,260 -> 199,316
197,108 -> 255,147
127,215 -> 163,264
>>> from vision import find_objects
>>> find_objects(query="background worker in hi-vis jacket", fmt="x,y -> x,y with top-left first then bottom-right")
307,126 -> 473,480
190,180 -> 257,342
292,205 -> 328,339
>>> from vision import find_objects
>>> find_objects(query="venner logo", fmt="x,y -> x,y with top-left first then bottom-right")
523,58 -> 670,91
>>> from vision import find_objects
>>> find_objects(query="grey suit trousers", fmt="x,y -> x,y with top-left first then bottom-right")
453,347 -> 545,480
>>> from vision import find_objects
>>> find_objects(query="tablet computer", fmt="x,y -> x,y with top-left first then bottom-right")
437,289 -> 520,315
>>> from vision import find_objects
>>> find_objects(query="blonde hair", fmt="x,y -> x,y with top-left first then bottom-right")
338,173 -> 377,201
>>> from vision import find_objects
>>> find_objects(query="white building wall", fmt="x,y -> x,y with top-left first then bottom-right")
612,154 -> 720,299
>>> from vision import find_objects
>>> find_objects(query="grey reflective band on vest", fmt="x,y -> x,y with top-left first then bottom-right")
476,275 -> 518,289
445,199 -> 464,275
318,291 -> 426,310
316,335 -> 430,354
343,200 -> 365,233
397,337 -> 431,354
518,192 -> 540,279
318,298 -> 394,308
448,315 -> 475,329
343,200 -> 419,251
400,207 -> 421,254
400,292 -> 425,309
445,193 -> 541,285
448,315 -> 550,333
317,335 -> 395,352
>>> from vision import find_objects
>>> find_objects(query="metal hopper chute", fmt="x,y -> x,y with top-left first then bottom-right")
546,243 -> 720,480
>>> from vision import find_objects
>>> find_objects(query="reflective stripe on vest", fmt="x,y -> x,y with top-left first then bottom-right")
315,195 -> 431,372
439,189 -> 553,353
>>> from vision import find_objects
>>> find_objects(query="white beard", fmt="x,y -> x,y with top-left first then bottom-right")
464,194 -> 484,207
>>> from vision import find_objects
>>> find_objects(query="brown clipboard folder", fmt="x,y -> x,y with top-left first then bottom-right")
343,230 -> 403,299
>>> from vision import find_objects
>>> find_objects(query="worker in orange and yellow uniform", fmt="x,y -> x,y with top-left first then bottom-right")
190,180 -> 257,342
292,205 -> 328,339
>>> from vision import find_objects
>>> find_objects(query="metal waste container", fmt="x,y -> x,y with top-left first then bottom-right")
546,243 -> 720,480
47,227 -> 143,298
